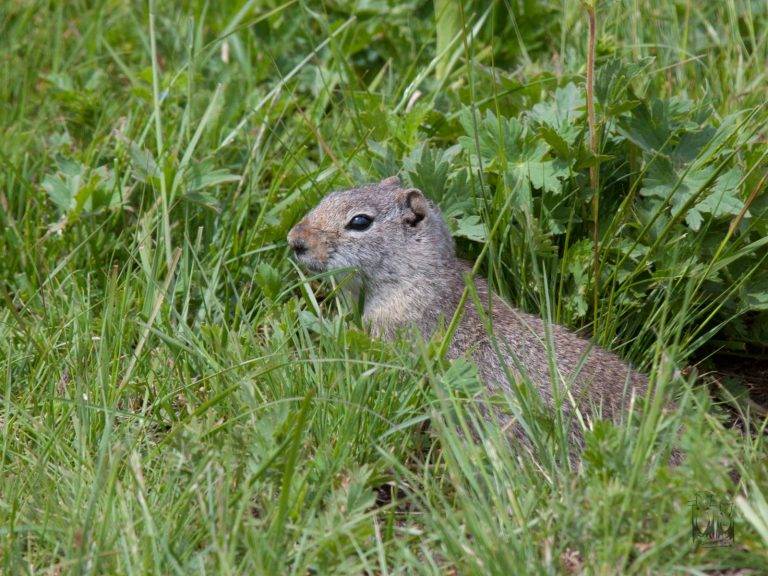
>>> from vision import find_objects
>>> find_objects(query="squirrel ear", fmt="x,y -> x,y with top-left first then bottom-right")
380,175 -> 401,187
398,188 -> 428,227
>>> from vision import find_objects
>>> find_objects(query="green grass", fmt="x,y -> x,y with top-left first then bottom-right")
2,0 -> 768,573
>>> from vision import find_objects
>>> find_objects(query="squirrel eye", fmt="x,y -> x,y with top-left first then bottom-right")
346,214 -> 373,231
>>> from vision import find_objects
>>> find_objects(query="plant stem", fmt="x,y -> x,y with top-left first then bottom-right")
148,0 -> 174,270
584,1 -> 600,335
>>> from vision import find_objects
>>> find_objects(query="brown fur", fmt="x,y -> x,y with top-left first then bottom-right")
288,176 -> 677,463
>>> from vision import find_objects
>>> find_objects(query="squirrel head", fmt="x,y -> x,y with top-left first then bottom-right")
287,176 -> 456,286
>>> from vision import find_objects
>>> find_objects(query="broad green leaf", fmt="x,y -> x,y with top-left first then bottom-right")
671,127 -> 717,165
42,172 -> 78,212
440,357 -> 483,397
693,167 -> 744,219
564,238 -> 593,319
41,158 -> 118,217
529,82 -> 583,154
639,157 -> 742,231
617,99 -> 673,153
594,56 -> 651,114
127,142 -> 159,183
740,277 -> 768,311
405,143 -> 461,200
460,109 -> 568,204
458,109 -> 524,167
453,214 -> 487,243
525,159 -> 569,195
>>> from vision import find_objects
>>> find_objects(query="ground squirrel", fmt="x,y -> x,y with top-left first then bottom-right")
288,176 -> 674,461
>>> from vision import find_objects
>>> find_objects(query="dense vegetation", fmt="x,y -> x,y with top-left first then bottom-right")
1,0 -> 767,573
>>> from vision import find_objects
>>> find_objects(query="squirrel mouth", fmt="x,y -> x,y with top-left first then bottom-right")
294,253 -> 327,273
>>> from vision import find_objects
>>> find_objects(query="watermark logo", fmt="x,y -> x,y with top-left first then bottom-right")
690,492 -> 734,548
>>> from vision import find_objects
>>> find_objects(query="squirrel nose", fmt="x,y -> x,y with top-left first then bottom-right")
289,236 -> 308,256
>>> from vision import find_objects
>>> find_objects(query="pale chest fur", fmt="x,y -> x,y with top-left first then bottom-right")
363,283 -> 434,339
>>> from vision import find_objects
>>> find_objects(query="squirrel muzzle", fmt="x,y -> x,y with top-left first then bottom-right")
287,219 -> 330,271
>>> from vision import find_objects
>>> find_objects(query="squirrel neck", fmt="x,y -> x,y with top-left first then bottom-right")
360,246 -> 463,340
